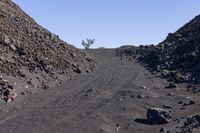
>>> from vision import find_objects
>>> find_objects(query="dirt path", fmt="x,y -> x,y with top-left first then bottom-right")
0,49 -> 199,133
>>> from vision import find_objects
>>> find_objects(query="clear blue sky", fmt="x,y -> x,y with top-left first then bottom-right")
13,0 -> 200,48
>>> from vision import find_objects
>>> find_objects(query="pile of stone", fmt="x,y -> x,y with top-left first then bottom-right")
0,75 -> 17,102
117,15 -> 200,88
0,0 -> 95,77
167,114 -> 200,133
0,0 -> 95,102
145,15 -> 200,85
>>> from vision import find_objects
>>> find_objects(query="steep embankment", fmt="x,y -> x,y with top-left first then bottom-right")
0,0 -> 95,102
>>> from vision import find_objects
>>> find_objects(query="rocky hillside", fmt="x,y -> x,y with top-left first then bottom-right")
117,15 -> 200,88
153,15 -> 200,83
0,0 -> 95,102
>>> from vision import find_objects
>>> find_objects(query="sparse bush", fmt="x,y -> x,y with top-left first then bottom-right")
82,39 -> 95,49
98,47 -> 105,49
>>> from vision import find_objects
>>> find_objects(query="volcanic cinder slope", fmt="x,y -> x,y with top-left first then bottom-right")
0,0 -> 95,101
118,15 -> 200,90
146,15 -> 200,84
0,0 -> 200,133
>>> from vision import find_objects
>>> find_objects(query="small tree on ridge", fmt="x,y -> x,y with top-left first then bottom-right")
82,39 -> 95,49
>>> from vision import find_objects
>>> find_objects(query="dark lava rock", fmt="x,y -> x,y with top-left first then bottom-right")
159,128 -> 166,132
183,100 -> 196,106
7,84 -> 13,90
172,115 -> 200,133
146,107 -> 171,125
165,82 -> 177,89
163,105 -> 172,109
189,100 -> 195,105
137,94 -> 145,99
184,115 -> 200,126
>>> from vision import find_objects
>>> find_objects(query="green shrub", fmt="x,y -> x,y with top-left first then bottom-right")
82,39 -> 95,49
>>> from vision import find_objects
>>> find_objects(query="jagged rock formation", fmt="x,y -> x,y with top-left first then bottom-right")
0,0 -> 95,101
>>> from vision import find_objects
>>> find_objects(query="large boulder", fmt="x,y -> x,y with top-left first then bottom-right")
146,107 -> 171,125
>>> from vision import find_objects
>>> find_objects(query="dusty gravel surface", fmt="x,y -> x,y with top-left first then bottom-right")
0,49 -> 200,133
